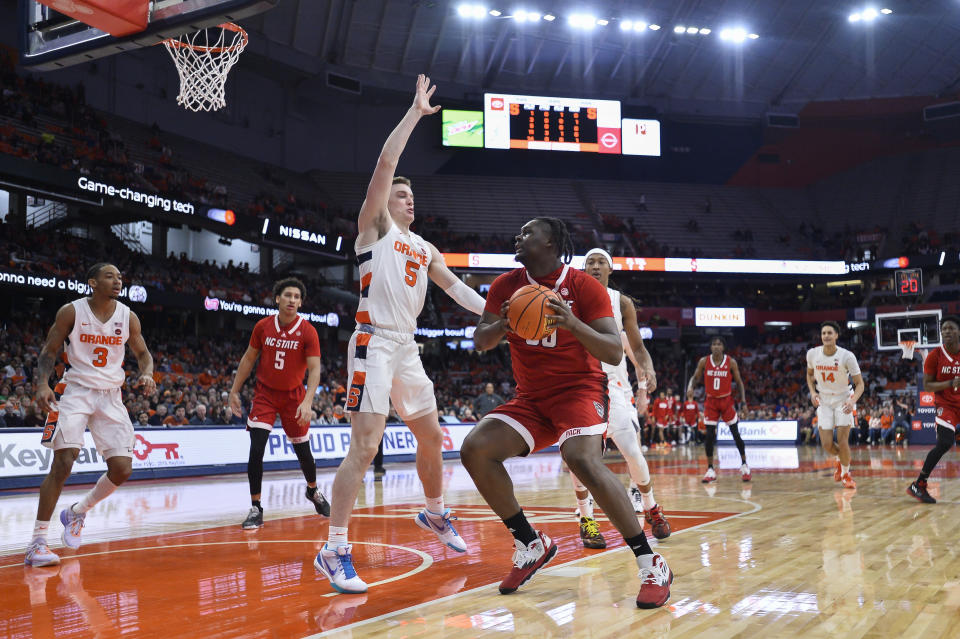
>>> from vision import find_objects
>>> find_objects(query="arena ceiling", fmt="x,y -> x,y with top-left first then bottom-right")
238,0 -> 960,118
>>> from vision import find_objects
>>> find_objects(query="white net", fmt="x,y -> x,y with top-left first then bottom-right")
899,340 -> 916,360
162,23 -> 248,112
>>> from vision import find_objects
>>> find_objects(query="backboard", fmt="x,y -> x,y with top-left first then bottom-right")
19,0 -> 277,71
875,309 -> 942,352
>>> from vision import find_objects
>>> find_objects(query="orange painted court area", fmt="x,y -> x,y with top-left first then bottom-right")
0,503 -> 735,638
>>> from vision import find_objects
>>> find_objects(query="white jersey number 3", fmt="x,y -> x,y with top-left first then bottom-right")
526,332 -> 557,348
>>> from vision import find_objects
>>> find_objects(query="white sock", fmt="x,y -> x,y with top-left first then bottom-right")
32,520 -> 49,541
841,465 -> 849,476
641,489 -> 656,511
327,526 -> 348,549
74,474 -> 118,515
425,496 -> 445,516
577,497 -> 594,518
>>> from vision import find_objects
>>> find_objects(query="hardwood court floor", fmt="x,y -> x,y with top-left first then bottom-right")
2,444 -> 960,638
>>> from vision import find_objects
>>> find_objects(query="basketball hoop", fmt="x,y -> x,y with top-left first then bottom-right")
899,340 -> 917,360
161,22 -> 248,112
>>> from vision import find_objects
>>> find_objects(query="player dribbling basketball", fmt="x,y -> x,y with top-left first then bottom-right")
462,218 -> 673,609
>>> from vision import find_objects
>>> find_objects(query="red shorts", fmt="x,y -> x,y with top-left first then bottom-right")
486,387 -> 608,454
247,383 -> 309,443
704,395 -> 738,426
936,405 -> 960,431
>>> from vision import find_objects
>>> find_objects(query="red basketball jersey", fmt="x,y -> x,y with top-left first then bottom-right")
923,346 -> 960,410
652,398 -> 671,423
682,401 -> 699,425
485,264 -> 612,399
704,354 -> 734,398
250,315 -> 321,391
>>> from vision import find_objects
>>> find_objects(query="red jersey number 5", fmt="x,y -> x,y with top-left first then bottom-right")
404,261 -> 419,287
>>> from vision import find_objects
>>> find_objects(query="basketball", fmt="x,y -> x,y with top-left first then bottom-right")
507,284 -> 559,341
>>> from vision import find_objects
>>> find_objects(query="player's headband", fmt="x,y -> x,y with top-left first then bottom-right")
584,248 -> 614,269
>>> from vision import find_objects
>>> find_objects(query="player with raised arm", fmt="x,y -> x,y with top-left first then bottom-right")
462,219 -> 673,608
26,263 -> 156,567
688,337 -> 750,483
228,277 -> 328,530
315,75 -> 486,595
907,315 -> 960,503
806,321 -> 865,490
569,248 -> 671,548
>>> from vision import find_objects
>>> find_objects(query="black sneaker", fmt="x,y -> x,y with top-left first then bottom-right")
242,507 -> 263,529
307,487 -> 331,517
579,516 -> 606,549
907,480 -> 936,504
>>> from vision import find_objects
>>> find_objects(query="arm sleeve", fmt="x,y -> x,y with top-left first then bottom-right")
484,274 -> 510,315
250,321 -> 264,349
577,276 -> 614,324
444,279 -> 485,315
304,325 -> 322,358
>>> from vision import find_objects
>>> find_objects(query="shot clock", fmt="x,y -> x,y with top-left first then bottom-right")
895,268 -> 923,297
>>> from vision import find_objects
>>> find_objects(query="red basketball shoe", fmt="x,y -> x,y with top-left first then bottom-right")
636,553 -> 673,608
499,531 -> 557,594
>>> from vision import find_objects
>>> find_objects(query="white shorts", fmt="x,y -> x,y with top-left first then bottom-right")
817,394 -> 854,431
606,387 -> 639,443
42,384 -> 134,459
346,327 -> 436,421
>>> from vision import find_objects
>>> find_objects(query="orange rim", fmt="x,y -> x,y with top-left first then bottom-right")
161,22 -> 248,53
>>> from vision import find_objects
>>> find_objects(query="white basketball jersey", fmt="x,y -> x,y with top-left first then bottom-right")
603,288 -> 631,393
806,345 -> 861,396
354,223 -> 432,333
63,298 -> 130,390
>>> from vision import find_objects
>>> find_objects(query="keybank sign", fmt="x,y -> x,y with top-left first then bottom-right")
0,425 -> 480,480
0,436 -> 108,476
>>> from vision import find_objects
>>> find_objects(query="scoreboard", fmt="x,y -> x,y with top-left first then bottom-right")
482,93 -> 660,156
484,93 -> 621,152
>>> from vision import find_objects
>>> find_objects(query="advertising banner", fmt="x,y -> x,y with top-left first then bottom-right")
0,424 -> 479,480
912,390 -> 938,444
717,420 -> 798,444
